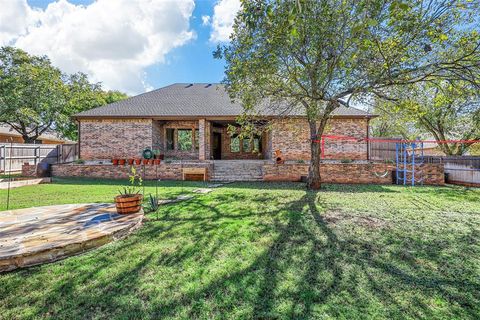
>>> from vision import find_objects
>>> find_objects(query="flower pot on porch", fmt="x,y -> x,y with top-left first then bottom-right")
114,194 -> 143,214
119,159 -> 126,165
154,159 -> 161,165
112,159 -> 119,165
143,159 -> 150,165
127,159 -> 134,165
135,158 -> 141,165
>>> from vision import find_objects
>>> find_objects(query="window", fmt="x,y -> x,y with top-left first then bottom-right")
177,129 -> 192,151
195,129 -> 199,150
253,136 -> 262,153
230,135 -> 240,152
166,128 -> 174,150
242,139 -> 251,152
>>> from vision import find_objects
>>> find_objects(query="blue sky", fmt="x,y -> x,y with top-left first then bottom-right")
144,1 -> 226,89
1,0 -> 236,94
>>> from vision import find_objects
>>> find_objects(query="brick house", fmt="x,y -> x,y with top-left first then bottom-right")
48,83 -> 444,184
75,83 -> 374,162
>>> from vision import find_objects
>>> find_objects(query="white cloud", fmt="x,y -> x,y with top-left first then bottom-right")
0,0 -> 41,45
201,15 -> 211,26
0,0 -> 196,94
209,0 -> 240,43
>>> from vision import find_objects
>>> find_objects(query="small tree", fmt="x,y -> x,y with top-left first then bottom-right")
375,81 -> 480,155
0,47 -> 67,143
217,0 -> 480,189
370,97 -> 424,139
0,47 -> 128,142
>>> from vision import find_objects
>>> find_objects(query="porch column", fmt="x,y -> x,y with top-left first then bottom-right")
198,119 -> 211,160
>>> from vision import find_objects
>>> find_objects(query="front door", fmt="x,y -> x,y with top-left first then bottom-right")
213,132 -> 222,159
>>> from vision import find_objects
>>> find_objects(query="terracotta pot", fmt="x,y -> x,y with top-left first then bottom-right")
143,159 -> 150,165
135,158 -> 141,165
127,159 -> 134,165
112,159 -> 119,165
115,194 -> 143,214
119,159 -> 126,165
154,159 -> 161,165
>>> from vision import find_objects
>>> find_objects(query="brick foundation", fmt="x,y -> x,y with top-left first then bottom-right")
52,161 -> 444,185
263,162 -> 444,185
52,162 -> 212,180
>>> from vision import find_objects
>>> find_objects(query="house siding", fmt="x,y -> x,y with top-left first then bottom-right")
270,118 -> 369,160
78,116 -> 370,161
79,119 -> 153,160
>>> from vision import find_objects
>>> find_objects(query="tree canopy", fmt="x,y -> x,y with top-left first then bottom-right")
372,81 -> 480,155
0,46 -> 127,142
217,0 -> 480,188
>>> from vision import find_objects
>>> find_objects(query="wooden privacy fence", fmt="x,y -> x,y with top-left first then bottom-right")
424,156 -> 480,186
0,143 -> 78,173
369,138 -> 398,160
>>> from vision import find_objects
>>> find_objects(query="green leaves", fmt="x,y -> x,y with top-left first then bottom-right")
0,46 -> 127,141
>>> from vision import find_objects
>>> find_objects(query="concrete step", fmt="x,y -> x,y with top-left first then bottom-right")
211,161 -> 265,181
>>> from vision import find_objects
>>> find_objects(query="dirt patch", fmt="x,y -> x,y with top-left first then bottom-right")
323,211 -> 389,229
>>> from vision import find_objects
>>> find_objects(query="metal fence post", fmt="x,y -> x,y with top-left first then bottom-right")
57,145 -> 61,164
0,145 -> 4,173
35,146 -> 40,165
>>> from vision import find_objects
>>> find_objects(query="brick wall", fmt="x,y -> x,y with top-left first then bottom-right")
270,118 -> 369,161
22,163 -> 37,177
80,119 -> 153,160
52,162 -> 213,180
152,120 -> 163,152
263,162 -> 444,185
79,117 -> 369,161
52,161 -> 444,185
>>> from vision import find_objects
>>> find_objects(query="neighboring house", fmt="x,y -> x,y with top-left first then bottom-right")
0,124 -> 72,144
75,83 -> 375,162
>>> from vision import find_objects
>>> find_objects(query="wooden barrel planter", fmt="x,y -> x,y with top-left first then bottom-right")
114,194 -> 143,214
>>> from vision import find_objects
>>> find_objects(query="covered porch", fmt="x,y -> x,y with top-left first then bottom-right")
153,118 -> 271,161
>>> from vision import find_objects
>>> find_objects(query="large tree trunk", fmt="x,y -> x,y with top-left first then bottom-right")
307,137 -> 322,189
307,119 -> 326,190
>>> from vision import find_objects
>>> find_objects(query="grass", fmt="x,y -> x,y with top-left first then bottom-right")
0,178 -> 480,319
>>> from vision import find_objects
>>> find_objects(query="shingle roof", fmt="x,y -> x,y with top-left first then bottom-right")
75,83 -> 373,118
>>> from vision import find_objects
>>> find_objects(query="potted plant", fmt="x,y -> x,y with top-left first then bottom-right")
142,159 -> 150,165
115,166 -> 143,214
128,158 -> 134,165
135,158 -> 141,165
112,159 -> 119,165
119,159 -> 126,165
152,150 -> 162,164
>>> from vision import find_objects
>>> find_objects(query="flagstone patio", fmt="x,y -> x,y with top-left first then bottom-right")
0,203 -> 143,272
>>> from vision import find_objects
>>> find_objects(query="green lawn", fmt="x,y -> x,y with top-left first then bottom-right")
1,178 -> 480,319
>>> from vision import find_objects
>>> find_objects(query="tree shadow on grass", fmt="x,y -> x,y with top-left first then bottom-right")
2,189 -> 479,319
149,192 -> 479,318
